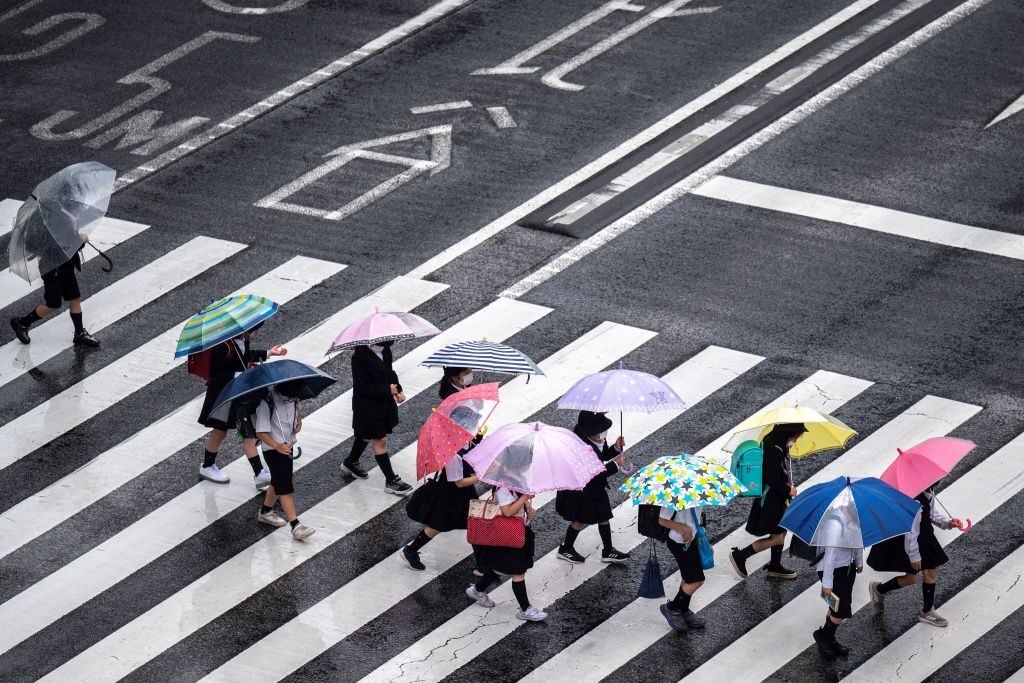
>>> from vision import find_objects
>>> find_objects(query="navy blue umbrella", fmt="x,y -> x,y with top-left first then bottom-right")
209,359 -> 335,423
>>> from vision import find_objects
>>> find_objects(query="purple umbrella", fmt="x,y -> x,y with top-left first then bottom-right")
557,361 -> 686,437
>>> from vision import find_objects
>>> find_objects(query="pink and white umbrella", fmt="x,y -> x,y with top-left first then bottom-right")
464,421 -> 607,495
327,308 -> 440,354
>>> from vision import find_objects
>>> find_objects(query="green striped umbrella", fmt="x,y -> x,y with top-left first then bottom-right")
174,295 -> 279,358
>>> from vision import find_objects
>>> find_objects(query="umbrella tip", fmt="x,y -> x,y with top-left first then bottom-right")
534,422 -> 541,431
846,476 -> 851,487
896,447 -> 904,455
374,306 -> 380,313
618,360 -> 624,369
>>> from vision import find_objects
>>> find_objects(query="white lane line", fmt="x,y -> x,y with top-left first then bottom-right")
0,295 -> 547,661
486,106 -> 516,129
1007,666 -> 1024,683
0,236 -> 245,389
367,345 -> 765,682
1,198 -> 23,239
0,211 -> 151,311
845,437 -> 1024,683
0,256 -> 344,477
694,175 -> 1024,261
0,276 -> 444,576
852,542 -> 1024,682
500,0 -> 992,299
408,0 -> 885,278
546,0 -> 927,226
43,321 -> 653,683
410,100 -> 473,114
522,394 -> 978,682
986,91 -> 1024,128
685,399 -> 989,683
113,0 -> 473,192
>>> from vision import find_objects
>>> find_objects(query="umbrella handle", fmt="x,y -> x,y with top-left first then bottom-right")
88,242 -> 114,272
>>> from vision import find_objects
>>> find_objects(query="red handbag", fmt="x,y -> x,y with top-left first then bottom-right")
467,493 -> 526,548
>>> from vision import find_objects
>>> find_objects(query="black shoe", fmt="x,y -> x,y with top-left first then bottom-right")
342,460 -> 369,479
813,629 -> 839,659
402,545 -> 425,571
831,638 -> 850,657
10,318 -> 30,344
385,477 -> 413,496
73,329 -> 100,347
601,548 -> 630,563
682,609 -> 706,630
558,545 -> 586,564
729,547 -> 748,578
659,603 -> 688,633
766,563 -> 798,580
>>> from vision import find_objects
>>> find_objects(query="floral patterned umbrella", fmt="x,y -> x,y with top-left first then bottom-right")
620,453 -> 745,511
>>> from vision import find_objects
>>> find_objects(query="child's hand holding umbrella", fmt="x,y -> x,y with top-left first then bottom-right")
269,345 -> 288,357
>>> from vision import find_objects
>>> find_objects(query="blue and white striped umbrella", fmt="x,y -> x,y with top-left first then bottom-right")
421,340 -> 543,376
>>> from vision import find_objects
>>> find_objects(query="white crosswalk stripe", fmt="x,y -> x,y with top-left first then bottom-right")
0,236 -> 246,389
0,201 -> 150,310
38,320 -> 654,682
0,197 -> 21,239
0,275 -> 450,655
377,368 -> 874,682
522,395 -> 979,682
0,256 -> 344,476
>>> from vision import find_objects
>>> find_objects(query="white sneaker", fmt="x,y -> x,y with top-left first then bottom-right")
291,524 -> 316,541
516,605 -> 548,622
199,464 -> 230,484
869,581 -> 885,609
257,510 -> 287,527
254,468 -> 272,490
918,609 -> 949,627
466,585 -> 495,608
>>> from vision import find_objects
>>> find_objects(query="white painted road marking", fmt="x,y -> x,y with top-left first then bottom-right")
202,0 -> 310,15
0,236 -> 246,390
0,197 -> 19,237
521,395 -> 978,681
693,175 -> 1024,261
113,0 -> 472,191
0,203 -> 150,310
0,256 -> 343,479
410,100 -> 473,114
500,0 -> 993,299
985,90 -> 1024,128
486,106 -> 516,129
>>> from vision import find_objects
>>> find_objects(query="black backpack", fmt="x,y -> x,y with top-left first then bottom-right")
637,504 -> 670,542
789,535 -> 825,564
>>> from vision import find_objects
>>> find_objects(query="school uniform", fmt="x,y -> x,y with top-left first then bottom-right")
555,437 -> 621,525
197,338 -> 267,432
868,491 -> 951,573
661,506 -> 706,584
351,345 -> 400,440
472,487 -> 535,575
745,442 -> 792,536
407,454 -> 479,531
254,391 -> 298,495
816,543 -> 863,620
41,248 -> 83,308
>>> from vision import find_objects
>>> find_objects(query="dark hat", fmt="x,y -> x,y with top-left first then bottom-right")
575,410 -> 613,437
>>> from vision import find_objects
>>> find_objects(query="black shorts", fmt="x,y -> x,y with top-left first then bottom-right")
667,537 -> 705,584
818,565 -> 857,619
41,261 -> 81,308
263,448 -> 294,495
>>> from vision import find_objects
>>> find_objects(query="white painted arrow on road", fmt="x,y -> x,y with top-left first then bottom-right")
985,91 -> 1024,128
255,124 -> 452,222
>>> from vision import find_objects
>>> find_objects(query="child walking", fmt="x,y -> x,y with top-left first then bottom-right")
342,341 -> 411,494
658,505 -> 708,631
813,511 -> 864,658
468,488 -> 546,621
868,487 -> 961,627
254,380 -> 315,540
196,324 -> 286,486
10,239 -> 99,347
730,423 -> 808,580
556,411 -> 630,564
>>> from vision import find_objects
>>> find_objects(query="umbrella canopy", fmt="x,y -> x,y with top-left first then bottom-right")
8,161 -> 116,282
879,437 -> 977,499
724,405 -> 856,458
209,359 -> 335,423
620,453 -> 745,511
421,340 -> 543,376
174,295 -> 279,358
327,309 -> 439,354
780,476 -> 920,549
416,382 -> 500,480
557,361 -> 686,413
464,421 -> 606,495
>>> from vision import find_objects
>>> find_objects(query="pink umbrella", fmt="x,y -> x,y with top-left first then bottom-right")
464,421 -> 607,495
880,437 -> 977,530
416,382 -> 500,480
327,308 -> 440,354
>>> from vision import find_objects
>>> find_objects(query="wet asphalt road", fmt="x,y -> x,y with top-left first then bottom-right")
1,0 -> 1023,681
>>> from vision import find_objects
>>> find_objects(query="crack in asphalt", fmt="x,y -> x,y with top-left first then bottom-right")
396,605 -> 507,682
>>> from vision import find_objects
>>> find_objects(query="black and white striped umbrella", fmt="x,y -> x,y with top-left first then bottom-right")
421,340 -> 543,376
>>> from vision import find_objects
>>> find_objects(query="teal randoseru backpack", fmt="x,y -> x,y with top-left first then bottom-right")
731,439 -> 764,497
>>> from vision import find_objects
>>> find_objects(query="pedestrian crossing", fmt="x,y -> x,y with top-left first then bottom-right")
2,216 -> 1023,682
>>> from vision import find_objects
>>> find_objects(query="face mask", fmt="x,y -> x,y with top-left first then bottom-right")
462,372 -> 474,385
592,431 -> 607,443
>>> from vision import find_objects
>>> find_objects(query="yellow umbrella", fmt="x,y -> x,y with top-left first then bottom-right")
723,405 -> 856,458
